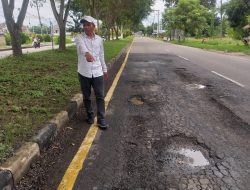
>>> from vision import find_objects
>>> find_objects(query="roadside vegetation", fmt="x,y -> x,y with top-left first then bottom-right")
140,0 -> 250,54
170,37 -> 250,55
0,36 -> 133,163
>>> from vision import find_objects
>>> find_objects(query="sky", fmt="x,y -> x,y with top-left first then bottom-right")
0,1 -> 55,26
143,0 -> 166,27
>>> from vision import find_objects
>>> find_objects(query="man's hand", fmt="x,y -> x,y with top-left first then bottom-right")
85,52 -> 95,62
104,72 -> 108,80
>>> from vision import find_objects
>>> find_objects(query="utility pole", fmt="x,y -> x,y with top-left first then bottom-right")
152,12 -> 155,36
50,19 -> 54,50
157,10 -> 159,37
220,0 -> 223,37
153,9 -> 160,37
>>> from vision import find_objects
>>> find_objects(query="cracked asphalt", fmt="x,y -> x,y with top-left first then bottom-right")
17,37 -> 250,190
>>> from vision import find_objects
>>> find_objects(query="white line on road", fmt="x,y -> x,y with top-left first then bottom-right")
178,55 -> 189,61
211,71 -> 245,88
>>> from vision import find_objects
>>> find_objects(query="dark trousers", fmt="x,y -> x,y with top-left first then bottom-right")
78,73 -> 105,122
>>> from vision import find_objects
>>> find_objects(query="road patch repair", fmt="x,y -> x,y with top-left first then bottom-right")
0,44 -> 132,190
129,95 -> 144,105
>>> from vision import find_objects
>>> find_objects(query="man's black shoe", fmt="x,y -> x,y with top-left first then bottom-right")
97,121 -> 108,130
86,117 -> 94,124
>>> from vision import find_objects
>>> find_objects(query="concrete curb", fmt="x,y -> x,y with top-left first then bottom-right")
0,43 -> 130,189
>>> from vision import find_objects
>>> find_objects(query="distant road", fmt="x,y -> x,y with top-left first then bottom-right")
152,38 -> 250,89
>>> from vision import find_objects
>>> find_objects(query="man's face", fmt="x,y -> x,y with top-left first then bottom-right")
83,22 -> 95,35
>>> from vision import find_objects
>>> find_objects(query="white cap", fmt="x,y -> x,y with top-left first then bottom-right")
80,16 -> 96,25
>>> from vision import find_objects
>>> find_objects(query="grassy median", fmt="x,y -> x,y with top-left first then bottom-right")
0,36 -> 133,163
170,37 -> 250,55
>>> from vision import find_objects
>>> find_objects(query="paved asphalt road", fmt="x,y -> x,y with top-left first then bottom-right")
0,43 -> 74,58
158,39 -> 250,90
17,37 -> 250,190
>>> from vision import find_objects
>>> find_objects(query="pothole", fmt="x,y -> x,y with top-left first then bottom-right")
171,148 -> 209,167
185,84 -> 206,90
129,95 -> 144,105
154,135 -> 212,175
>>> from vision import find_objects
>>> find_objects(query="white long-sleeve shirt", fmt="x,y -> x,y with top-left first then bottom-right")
74,33 -> 107,78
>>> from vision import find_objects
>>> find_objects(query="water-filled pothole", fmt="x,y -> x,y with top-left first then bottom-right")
129,95 -> 144,105
171,148 -> 209,167
154,135 -> 212,175
186,84 -> 206,90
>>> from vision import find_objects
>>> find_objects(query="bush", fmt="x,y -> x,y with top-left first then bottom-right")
43,34 -> 51,42
54,36 -> 59,45
123,30 -> 132,38
4,33 -> 11,46
66,37 -> 72,44
20,33 -> 30,44
36,34 -> 43,42
51,36 -> 72,45
4,32 -> 30,45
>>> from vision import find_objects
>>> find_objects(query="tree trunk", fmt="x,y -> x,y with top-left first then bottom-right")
59,24 -> 66,50
1,0 -> 29,56
111,28 -> 114,40
50,0 -> 71,51
9,25 -> 22,56
120,25 -> 123,39
107,27 -> 110,41
114,26 -> 119,40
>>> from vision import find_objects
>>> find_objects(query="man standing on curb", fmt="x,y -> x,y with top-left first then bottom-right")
74,16 -> 108,129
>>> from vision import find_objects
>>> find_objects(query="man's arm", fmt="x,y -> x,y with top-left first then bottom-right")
75,35 -> 95,62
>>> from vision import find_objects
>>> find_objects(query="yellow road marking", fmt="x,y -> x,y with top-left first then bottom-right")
57,41 -> 134,190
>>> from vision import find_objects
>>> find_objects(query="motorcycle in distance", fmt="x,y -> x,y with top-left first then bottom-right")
32,38 -> 40,48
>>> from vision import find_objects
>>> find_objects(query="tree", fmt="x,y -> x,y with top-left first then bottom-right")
163,0 -> 211,38
163,0 -> 178,7
50,0 -> 71,50
67,0 -> 85,32
1,0 -> 29,56
30,0 -> 46,34
200,0 -> 216,9
225,0 -> 250,39
76,0 -> 153,40
29,25 -> 51,34
163,0 -> 216,8
146,25 -> 153,36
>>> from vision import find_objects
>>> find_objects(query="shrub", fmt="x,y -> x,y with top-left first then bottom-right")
43,34 -> 51,42
4,32 -> 31,45
36,34 -> 43,42
52,36 -> 72,45
20,33 -> 30,44
54,36 -> 59,45
123,30 -> 132,38
4,33 -> 11,45
66,37 -> 72,44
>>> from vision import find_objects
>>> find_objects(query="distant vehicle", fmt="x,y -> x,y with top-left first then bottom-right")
32,37 -> 40,48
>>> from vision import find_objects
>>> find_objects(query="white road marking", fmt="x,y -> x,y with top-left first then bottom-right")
211,71 -> 245,88
178,55 -> 189,61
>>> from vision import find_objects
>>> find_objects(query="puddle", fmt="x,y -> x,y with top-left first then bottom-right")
186,84 -> 206,90
129,96 -> 144,105
173,148 -> 209,167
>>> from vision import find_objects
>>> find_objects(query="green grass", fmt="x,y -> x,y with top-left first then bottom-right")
104,36 -> 133,61
0,36 -> 133,163
170,37 -> 250,55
